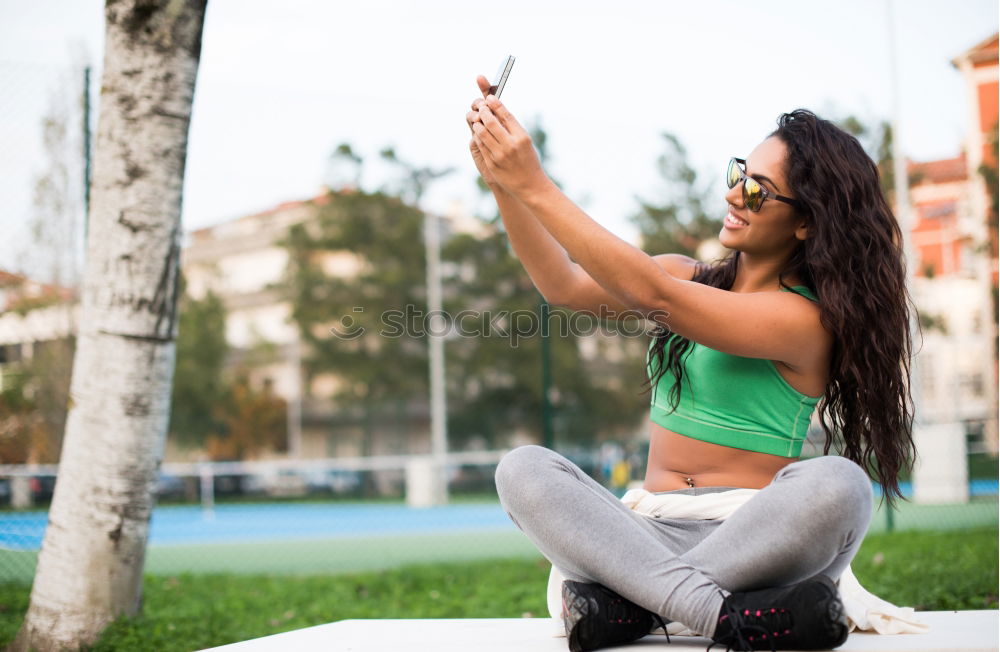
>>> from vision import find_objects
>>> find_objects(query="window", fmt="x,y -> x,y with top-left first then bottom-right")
0,344 -> 23,364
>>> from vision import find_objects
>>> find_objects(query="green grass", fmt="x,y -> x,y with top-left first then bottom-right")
0,558 -> 553,651
849,527 -> 998,611
968,452 -> 999,480
0,527 -> 994,651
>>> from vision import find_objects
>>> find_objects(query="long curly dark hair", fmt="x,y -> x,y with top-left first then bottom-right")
644,109 -> 918,508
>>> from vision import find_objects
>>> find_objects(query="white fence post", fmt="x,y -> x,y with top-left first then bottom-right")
406,456 -> 446,508
913,422 -> 969,504
199,462 -> 215,520
10,476 -> 31,509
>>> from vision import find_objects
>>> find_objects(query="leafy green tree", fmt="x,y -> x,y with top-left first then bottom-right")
285,131 -> 650,456
379,147 -> 454,204
0,336 -> 74,464
838,116 -> 896,196
0,55 -> 86,466
0,370 -> 42,464
630,133 -> 721,258
326,142 -> 363,190
169,287 -> 228,450
446,121 -> 648,449
26,338 -> 74,462
282,188 -> 431,459
170,287 -> 290,460
206,374 -> 288,461
836,114 -> 932,204
442,225 -> 649,449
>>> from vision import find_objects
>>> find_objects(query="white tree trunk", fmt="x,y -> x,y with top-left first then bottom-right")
13,1 -> 207,649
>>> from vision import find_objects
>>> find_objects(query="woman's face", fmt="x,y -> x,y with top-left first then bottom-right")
719,136 -> 808,256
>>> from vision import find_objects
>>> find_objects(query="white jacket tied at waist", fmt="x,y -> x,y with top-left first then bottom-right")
545,487 -> 929,637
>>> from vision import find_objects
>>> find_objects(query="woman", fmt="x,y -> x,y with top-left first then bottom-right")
466,75 -> 916,652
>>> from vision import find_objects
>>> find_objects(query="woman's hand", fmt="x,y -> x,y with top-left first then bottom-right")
466,76 -> 498,188
467,78 -> 550,198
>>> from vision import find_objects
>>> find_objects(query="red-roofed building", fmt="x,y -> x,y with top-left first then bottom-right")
908,153 -> 976,279
908,32 -> 998,456
0,271 -> 77,379
0,270 -> 75,314
952,32 -> 999,284
953,32 -> 999,454
181,191 -> 492,467
954,33 -> 999,167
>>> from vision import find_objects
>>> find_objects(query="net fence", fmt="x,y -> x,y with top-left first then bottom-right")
0,60 -> 994,591
0,445 -> 995,584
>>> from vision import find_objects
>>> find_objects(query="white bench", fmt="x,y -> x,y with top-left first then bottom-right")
205,610 -> 998,651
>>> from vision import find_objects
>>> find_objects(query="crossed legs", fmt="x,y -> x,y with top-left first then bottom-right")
495,445 -> 873,637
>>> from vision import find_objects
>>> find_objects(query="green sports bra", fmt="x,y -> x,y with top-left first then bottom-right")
646,285 -> 821,458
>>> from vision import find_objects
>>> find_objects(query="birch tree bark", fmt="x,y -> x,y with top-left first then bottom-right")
12,1 -> 207,649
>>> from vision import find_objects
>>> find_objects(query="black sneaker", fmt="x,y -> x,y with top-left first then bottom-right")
562,580 -> 670,652
710,574 -> 849,651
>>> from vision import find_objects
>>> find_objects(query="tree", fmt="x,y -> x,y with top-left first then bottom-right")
282,188 -> 431,465
169,286 -> 290,460
445,121 -> 648,449
325,142 -> 363,191
0,371 -> 45,464
0,335 -> 75,466
205,374 -> 288,460
379,146 -> 454,205
23,338 -> 76,464
630,133 -> 722,258
441,227 -> 647,448
169,287 -> 228,450
0,54 -> 89,468
20,55 -> 86,288
837,115 -> 896,196
13,1 -> 207,648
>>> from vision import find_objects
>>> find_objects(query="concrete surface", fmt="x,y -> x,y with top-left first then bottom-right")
204,610 -> 998,651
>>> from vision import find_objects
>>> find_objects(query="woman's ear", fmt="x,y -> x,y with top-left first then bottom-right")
794,219 -> 809,241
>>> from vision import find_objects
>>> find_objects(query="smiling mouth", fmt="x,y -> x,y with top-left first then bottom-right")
725,212 -> 749,227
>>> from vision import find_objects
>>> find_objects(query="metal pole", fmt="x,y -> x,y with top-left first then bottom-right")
540,298 -> 554,450
287,333 -> 303,459
199,462 -> 215,521
425,212 -> 448,504
887,0 -> 919,529
887,0 -> 919,411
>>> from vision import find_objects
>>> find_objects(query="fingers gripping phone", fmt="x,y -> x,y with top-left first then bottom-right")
489,55 -> 515,98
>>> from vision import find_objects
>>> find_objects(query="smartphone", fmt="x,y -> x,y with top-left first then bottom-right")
489,55 -> 515,98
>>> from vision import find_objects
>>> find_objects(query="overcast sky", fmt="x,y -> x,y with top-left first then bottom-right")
0,0 -> 997,279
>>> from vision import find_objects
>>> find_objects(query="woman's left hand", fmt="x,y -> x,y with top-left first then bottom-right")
470,93 -> 551,198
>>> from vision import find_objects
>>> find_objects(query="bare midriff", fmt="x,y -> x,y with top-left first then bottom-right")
644,422 -> 797,491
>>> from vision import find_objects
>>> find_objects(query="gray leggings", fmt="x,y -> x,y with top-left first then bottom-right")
494,445 -> 873,637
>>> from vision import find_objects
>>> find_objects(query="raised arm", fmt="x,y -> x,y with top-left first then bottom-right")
467,76 -> 697,314
472,93 -> 831,369
488,185 -> 699,312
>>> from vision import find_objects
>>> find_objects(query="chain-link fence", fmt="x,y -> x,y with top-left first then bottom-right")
0,60 -> 994,592
0,441 -> 995,584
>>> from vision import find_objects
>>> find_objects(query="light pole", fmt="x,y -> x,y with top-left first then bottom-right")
887,0 -> 917,528
540,297 -> 554,450
425,210 -> 449,505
